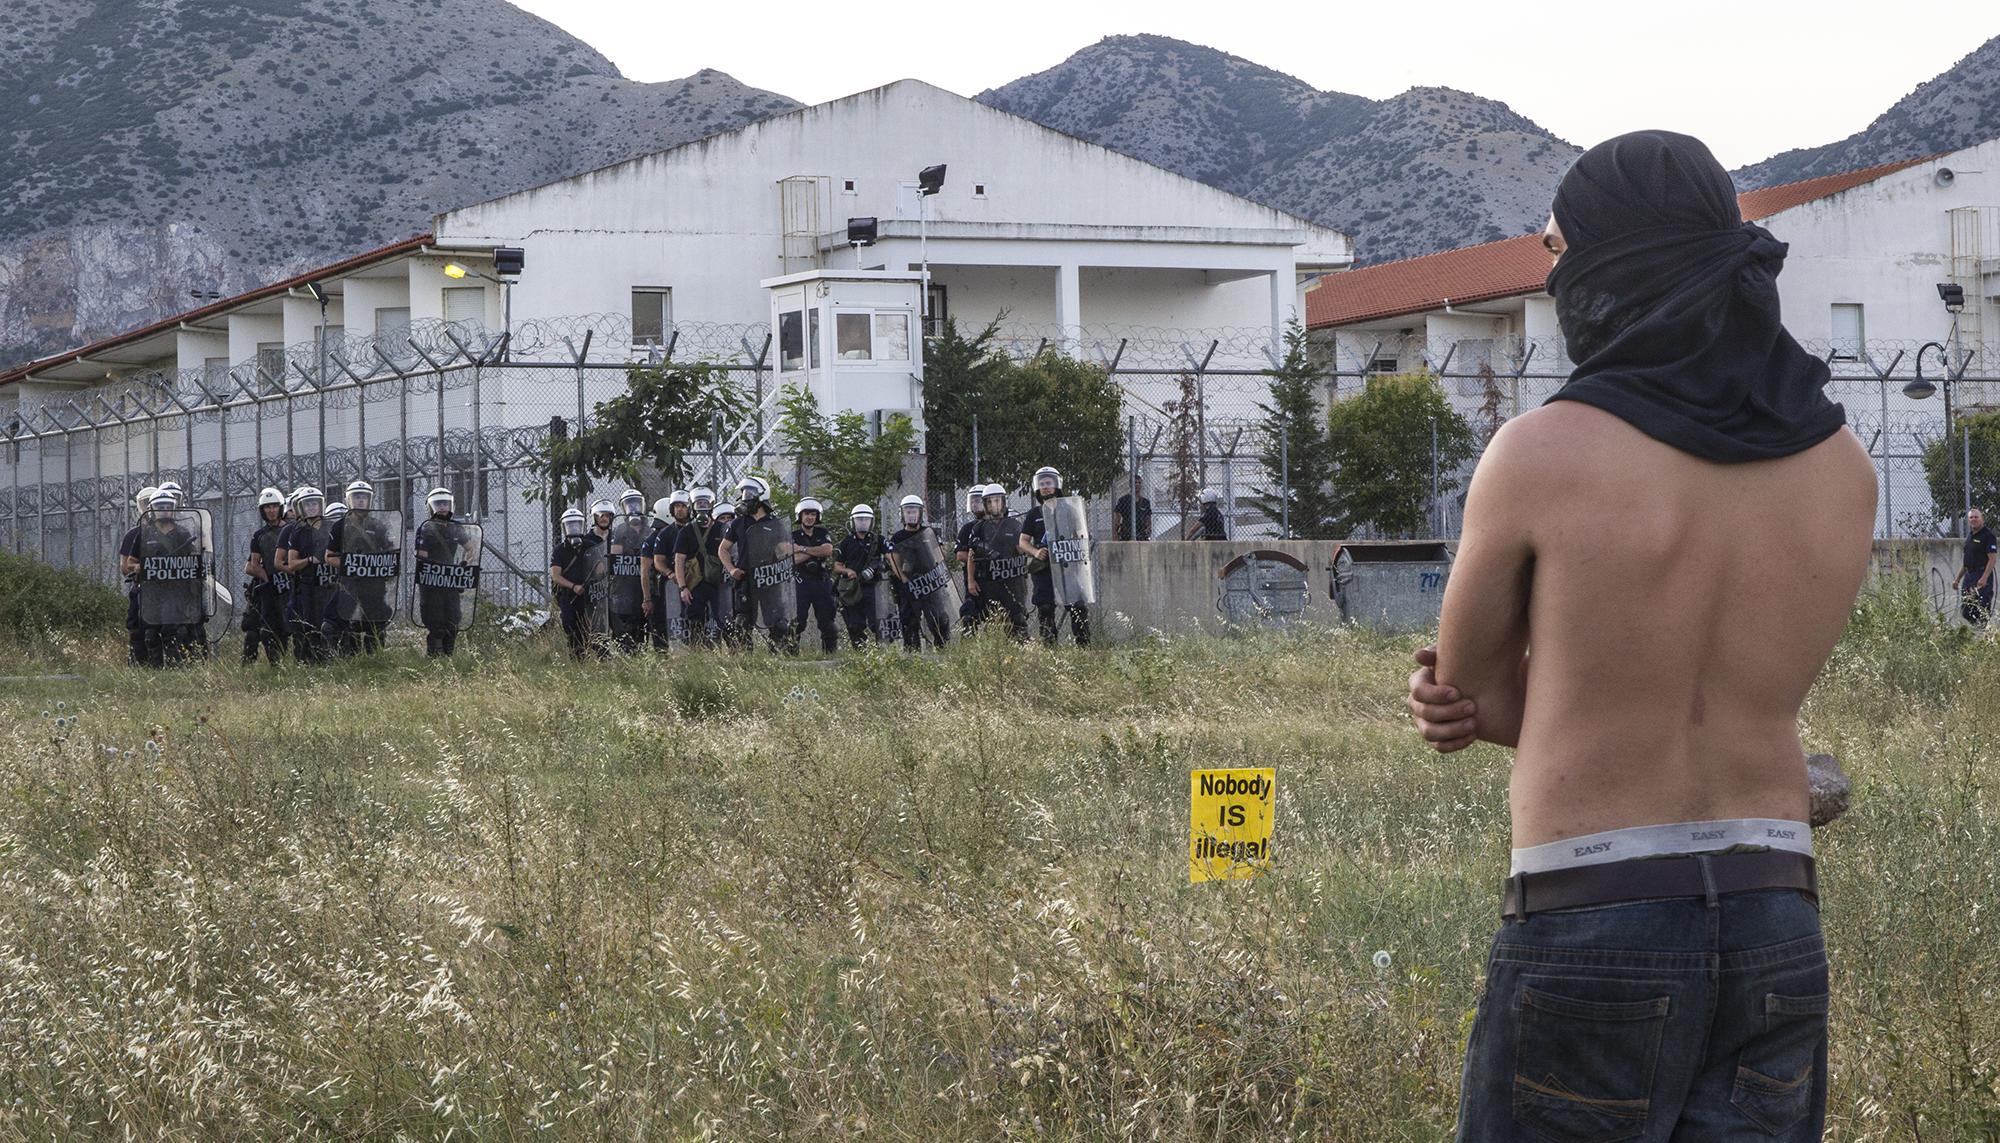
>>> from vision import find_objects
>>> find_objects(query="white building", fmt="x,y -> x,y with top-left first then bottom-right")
1305,145 -> 2000,534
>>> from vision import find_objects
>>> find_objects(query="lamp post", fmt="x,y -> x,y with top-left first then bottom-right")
915,165 -> 945,322
1907,281 -> 1974,535
306,281 -> 330,486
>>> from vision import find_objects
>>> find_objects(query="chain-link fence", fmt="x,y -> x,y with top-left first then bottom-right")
2,317 -> 1989,613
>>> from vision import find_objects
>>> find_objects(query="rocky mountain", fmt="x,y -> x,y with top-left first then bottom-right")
0,0 -> 799,368
1735,35 -> 2000,189
977,35 -> 1582,265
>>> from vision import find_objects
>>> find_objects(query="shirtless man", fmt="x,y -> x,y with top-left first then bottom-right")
1407,131 -> 1876,1140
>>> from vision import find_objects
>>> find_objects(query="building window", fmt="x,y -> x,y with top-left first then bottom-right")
444,286 -> 485,330
873,313 -> 910,362
373,306 -> 414,374
836,312 -> 872,360
924,284 -> 948,338
202,357 -> 229,398
973,183 -> 987,198
778,310 -> 805,371
808,308 -> 821,369
1367,355 -> 1400,375
256,342 -> 286,395
1830,303 -> 1865,362
632,288 -> 673,346
842,179 -> 856,194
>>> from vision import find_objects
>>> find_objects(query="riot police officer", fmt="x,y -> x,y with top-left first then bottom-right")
278,486 -> 333,663
718,476 -> 797,654
243,486 -> 290,665
956,484 -> 990,632
888,494 -> 953,650
605,489 -> 649,653
641,491 -> 690,651
976,484 -> 1030,640
1021,466 -> 1091,646
834,503 -> 889,647
326,480 -> 395,656
791,497 -> 839,654
413,487 -> 479,657
549,506 -> 601,659
674,487 -> 726,648
120,485 -> 160,665
133,488 -> 205,667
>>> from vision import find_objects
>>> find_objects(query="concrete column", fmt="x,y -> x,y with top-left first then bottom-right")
1055,264 -> 1081,350
1269,269 -> 1288,344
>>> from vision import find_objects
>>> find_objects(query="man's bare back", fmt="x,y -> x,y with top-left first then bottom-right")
1434,400 -> 1877,850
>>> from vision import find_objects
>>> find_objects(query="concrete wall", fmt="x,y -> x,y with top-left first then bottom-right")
1089,538 -> 1975,642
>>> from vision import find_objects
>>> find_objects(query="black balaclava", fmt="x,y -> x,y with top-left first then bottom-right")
1543,130 -> 1845,462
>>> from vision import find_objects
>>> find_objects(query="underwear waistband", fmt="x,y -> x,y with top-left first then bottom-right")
1511,817 -> 1812,875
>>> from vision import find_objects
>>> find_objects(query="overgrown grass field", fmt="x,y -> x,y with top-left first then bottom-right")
0,578 -> 1995,1139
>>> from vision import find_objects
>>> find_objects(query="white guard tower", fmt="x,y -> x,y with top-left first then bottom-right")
761,269 -> 926,428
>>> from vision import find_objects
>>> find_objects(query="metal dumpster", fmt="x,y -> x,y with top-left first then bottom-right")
1330,542 -> 1452,632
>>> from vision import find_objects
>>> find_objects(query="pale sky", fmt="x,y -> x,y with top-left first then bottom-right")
509,0 -> 2000,170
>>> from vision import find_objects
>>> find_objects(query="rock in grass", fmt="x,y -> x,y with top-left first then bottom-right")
1808,753 -> 1851,828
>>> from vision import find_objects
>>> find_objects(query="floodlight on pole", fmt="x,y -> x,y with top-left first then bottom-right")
915,165 -> 945,321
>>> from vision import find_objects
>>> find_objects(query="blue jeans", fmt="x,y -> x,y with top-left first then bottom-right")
1458,887 -> 1827,1141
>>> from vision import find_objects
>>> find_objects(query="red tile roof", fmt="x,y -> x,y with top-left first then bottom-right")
1306,153 -> 1943,330
0,233 -> 437,387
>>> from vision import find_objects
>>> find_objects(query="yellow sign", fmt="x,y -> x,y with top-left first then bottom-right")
1189,767 -> 1276,883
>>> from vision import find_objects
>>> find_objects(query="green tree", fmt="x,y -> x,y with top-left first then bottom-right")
530,361 -> 743,506
991,351 -> 1125,496
1324,373 -> 1479,537
1920,409 -> 2000,531
921,315 -> 1012,489
1254,320 -> 1340,537
761,384 -> 919,526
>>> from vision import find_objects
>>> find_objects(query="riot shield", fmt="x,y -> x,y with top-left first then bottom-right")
410,518 -> 483,633
896,525 -> 961,632
333,509 -> 404,625
580,539 -> 611,645
137,508 -> 212,635
606,514 -> 650,619
977,516 -> 1031,606
738,514 -> 796,629
1043,495 -> 1097,606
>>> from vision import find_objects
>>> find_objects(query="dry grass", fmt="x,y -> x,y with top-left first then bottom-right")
0,578 -> 1993,1139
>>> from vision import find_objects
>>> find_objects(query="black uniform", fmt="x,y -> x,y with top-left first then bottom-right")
413,516 -> 476,656
326,514 -> 395,656
890,523 -> 951,650
1023,498 -> 1091,646
792,522 -> 839,654
834,530 -> 889,647
119,524 -> 146,665
1963,524 -> 1998,625
955,516 -> 989,630
551,530 -> 604,659
1194,501 -> 1229,540
674,515 -> 731,647
137,517 -> 206,668
1113,492 -> 1153,541
641,518 -> 679,650
725,509 -> 798,654
244,517 -> 291,664
974,515 -> 1030,640
280,518 -> 333,663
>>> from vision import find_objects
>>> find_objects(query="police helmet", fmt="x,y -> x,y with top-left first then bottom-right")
670,489 -> 691,507
257,486 -> 284,508
561,507 -> 587,537
1034,466 -> 1062,491
619,487 -> 646,513
295,486 -> 325,516
427,486 -> 454,514
738,475 -> 770,503
714,503 -> 736,521
325,502 -> 349,522
157,480 -> 183,495
966,486 -> 985,508
651,496 -> 675,524
691,486 -> 715,507
148,489 -> 179,511
796,497 -> 822,520
589,498 -> 615,521
1199,487 -> 1220,504
345,479 -> 375,510
136,486 -> 161,514
850,503 -> 875,520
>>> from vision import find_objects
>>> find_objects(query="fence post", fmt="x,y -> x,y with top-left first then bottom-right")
1880,377 -> 1893,537
62,415 -> 75,568
1280,411 -> 1290,538
971,413 -> 980,486
1126,414 -> 1141,541
1429,415 -> 1440,539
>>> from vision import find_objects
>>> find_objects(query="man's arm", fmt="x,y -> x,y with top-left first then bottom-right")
1982,546 -> 1996,589
1431,422 -> 1537,750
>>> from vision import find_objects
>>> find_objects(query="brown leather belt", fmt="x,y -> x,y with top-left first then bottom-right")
1502,850 -> 1817,921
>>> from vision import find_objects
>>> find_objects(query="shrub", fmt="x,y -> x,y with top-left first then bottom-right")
0,551 -> 125,637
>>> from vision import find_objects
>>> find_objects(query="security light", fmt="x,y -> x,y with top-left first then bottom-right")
1939,282 -> 1966,312
846,217 -> 878,246
493,247 -> 525,276
917,164 -> 946,196
443,263 -> 469,280
1904,377 -> 1937,399
305,281 -> 327,305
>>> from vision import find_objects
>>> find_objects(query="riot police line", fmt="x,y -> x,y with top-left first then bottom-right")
115,464 -> 1096,666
